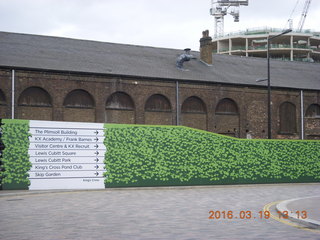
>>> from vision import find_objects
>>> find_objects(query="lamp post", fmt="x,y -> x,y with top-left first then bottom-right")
257,29 -> 292,139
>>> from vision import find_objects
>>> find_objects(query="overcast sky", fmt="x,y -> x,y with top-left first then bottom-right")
0,0 -> 319,50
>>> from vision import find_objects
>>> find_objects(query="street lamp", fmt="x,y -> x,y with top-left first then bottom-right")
257,29 -> 292,139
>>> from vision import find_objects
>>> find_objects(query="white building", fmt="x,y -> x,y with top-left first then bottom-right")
212,28 -> 320,63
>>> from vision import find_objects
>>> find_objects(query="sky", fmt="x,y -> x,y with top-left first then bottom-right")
0,0 -> 319,51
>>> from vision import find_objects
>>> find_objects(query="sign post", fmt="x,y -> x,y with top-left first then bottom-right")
28,121 -> 106,190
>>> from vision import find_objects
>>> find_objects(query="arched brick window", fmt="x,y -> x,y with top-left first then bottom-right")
279,102 -> 296,134
215,98 -> 239,137
305,104 -> 320,118
64,89 -> 94,108
181,96 -> 206,113
215,98 -> 238,115
106,92 -> 134,110
181,96 -> 207,130
0,89 -> 6,106
145,94 -> 172,125
63,89 -> 95,122
17,87 -> 52,120
106,92 -> 135,124
18,87 -> 52,107
145,94 -> 171,112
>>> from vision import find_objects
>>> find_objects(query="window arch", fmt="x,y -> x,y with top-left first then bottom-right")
0,89 -> 6,105
181,96 -> 207,130
106,92 -> 134,110
18,87 -> 52,107
279,102 -> 296,134
215,98 -> 238,115
64,89 -> 94,108
105,92 -> 135,124
145,94 -> 171,112
181,96 -> 206,113
305,104 -> 320,118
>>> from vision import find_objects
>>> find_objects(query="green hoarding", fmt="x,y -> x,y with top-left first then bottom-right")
0,119 -> 319,190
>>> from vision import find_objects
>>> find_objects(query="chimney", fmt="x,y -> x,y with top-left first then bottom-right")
200,30 -> 213,65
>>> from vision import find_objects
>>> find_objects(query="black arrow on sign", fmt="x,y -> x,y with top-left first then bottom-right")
95,172 -> 99,176
95,165 -> 99,169
94,158 -> 99,162
94,144 -> 99,149
94,130 -> 99,135
95,151 -> 99,156
94,137 -> 99,142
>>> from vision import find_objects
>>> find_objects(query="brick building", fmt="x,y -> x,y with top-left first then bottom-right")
0,31 -> 319,139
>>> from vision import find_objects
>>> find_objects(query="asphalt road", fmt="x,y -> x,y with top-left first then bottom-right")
0,183 -> 319,240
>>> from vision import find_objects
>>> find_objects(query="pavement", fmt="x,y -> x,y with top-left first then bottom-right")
276,196 -> 320,229
0,184 -> 320,239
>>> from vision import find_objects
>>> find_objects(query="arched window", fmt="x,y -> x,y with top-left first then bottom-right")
105,92 -> 135,124
18,87 -> 52,107
106,92 -> 134,110
305,104 -> 320,118
215,98 -> 239,137
181,96 -> 206,113
279,102 -> 296,134
64,89 -> 94,108
0,89 -> 6,105
145,94 -> 171,112
181,96 -> 207,130
17,87 -> 52,120
215,98 -> 238,115
144,94 -> 172,125
63,89 -> 95,122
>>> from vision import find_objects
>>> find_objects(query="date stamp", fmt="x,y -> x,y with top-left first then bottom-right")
208,210 -> 308,220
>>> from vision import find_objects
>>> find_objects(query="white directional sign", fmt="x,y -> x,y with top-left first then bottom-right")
28,120 -> 107,190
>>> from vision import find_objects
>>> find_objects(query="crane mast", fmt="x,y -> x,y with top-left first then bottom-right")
297,0 -> 312,32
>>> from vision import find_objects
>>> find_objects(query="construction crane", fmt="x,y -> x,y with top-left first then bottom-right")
297,0 -> 312,32
285,0 -> 300,30
210,0 -> 249,38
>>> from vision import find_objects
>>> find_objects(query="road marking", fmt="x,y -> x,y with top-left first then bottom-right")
264,201 -> 320,234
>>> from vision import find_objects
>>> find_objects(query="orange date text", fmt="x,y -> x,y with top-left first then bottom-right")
208,210 -> 308,220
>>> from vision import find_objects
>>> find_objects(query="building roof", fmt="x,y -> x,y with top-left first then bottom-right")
0,31 -> 319,90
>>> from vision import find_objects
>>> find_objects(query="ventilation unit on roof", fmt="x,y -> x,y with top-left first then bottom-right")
176,48 -> 196,71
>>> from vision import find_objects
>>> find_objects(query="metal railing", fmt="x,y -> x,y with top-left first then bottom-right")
246,44 -> 312,50
215,45 -> 318,53
231,46 -> 246,51
215,27 -> 319,38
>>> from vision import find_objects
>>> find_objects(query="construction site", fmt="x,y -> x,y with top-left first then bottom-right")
209,0 -> 320,63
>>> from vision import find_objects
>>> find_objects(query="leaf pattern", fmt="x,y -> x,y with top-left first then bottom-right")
104,124 -> 320,187
1,119 -> 31,189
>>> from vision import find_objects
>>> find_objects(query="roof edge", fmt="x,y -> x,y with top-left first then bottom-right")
1,65 -> 317,91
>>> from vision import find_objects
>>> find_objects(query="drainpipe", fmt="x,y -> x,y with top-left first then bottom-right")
176,81 -> 180,125
11,69 -> 15,119
300,90 -> 304,139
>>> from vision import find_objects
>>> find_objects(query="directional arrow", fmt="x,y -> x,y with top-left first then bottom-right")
94,130 -> 99,135
94,137 -> 99,142
94,144 -> 99,149
95,172 -> 99,176
95,165 -> 99,169
94,158 -> 99,162
94,151 -> 99,156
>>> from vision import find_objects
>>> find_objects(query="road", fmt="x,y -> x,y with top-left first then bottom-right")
0,183 -> 319,240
